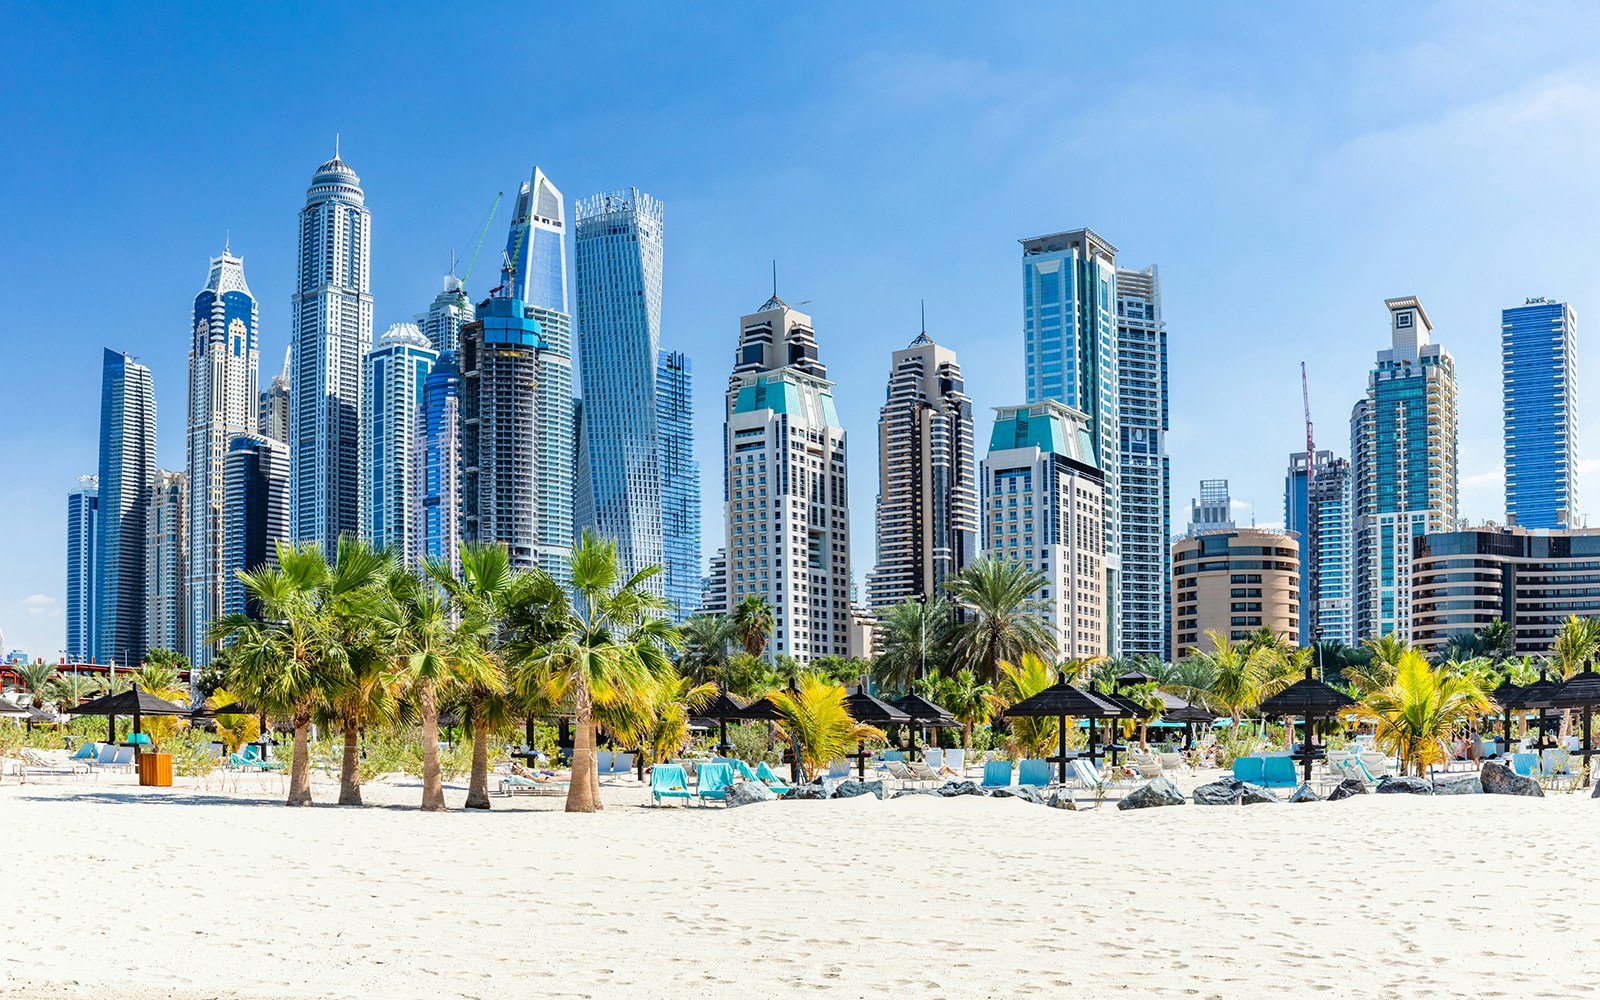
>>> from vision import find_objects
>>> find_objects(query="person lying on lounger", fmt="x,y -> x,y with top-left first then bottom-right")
510,763 -> 559,781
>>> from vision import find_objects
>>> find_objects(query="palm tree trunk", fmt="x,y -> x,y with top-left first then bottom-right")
465,720 -> 491,809
420,678 -> 445,812
287,709 -> 313,807
1139,722 -> 1148,751
963,722 -> 973,751
566,687 -> 601,813
337,714 -> 363,805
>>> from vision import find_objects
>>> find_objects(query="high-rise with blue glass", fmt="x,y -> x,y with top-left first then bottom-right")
1285,450 -> 1354,646
416,350 -> 463,577
575,188 -> 665,593
504,167 -> 575,580
96,349 -> 156,665
186,247 -> 258,665
656,350 -> 700,621
1022,229 -> 1121,652
361,323 -> 436,565
1351,297 -> 1458,642
65,475 -> 98,661
1114,264 -> 1170,660
1503,298 -> 1577,529
290,148 -> 372,554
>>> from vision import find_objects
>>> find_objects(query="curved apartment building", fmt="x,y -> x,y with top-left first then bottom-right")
1172,527 -> 1300,654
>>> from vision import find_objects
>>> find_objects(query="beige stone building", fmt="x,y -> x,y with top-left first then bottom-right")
1172,527 -> 1300,655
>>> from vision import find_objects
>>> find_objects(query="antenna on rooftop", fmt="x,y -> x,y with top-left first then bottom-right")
335,132 -> 340,158
921,299 -> 926,335
772,259 -> 777,298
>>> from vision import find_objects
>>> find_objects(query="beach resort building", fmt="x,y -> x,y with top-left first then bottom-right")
981,400 -> 1107,659
146,469 -> 186,655
1411,525 -> 1600,656
865,331 -> 978,611
360,323 -> 436,566
1351,296 -> 1459,642
1502,298 -> 1577,529
720,294 -> 853,661
1171,526 -> 1300,655
1285,451 -> 1355,645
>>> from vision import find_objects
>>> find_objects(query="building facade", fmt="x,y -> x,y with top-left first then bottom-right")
416,350 -> 463,577
65,476 -> 98,661
1352,297 -> 1459,641
147,470 -> 185,654
1172,527 -> 1300,653
186,247 -> 259,665
258,351 -> 290,444
1022,229 -> 1121,651
981,401 -> 1107,659
722,295 -> 852,661
417,274 -> 473,357
865,332 -> 977,611
222,434 -> 289,619
1115,264 -> 1171,659
574,188 -> 664,591
96,349 -> 156,666
1502,298 -> 1577,529
289,150 -> 373,554
361,323 -> 436,565
657,350 -> 701,621
1285,451 -> 1355,646
1188,479 -> 1234,534
1412,526 -> 1600,656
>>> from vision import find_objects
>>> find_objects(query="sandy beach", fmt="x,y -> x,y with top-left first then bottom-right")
2,768 -> 1597,1000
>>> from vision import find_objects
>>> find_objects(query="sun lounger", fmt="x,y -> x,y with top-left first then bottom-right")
1129,753 -> 1163,779
1157,752 -> 1186,772
755,761 -> 791,796
909,760 -> 944,785
884,760 -> 921,787
14,750 -> 88,779
1511,752 -> 1538,777
69,743 -> 100,762
650,764 -> 692,805
879,750 -> 906,763
697,762 -> 735,805
1261,756 -> 1299,788
1072,758 -> 1125,797
944,749 -> 966,774
499,773 -> 568,796
1231,756 -> 1264,785
1017,758 -> 1051,787
1359,752 -> 1390,778
924,748 -> 944,771
980,759 -> 1012,788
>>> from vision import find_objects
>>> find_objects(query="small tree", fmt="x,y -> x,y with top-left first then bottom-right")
767,674 -> 884,781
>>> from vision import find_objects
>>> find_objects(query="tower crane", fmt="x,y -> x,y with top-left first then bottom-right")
454,191 -> 503,308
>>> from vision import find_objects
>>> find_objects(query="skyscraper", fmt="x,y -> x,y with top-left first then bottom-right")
417,274 -> 473,357
95,348 -> 156,665
723,294 -> 852,661
361,323 -> 436,565
1285,451 -> 1354,645
1352,297 -> 1458,642
656,350 -> 701,621
65,475 -> 98,662
289,147 -> 372,554
186,246 -> 259,665
1114,265 -> 1171,660
147,469 -> 186,654
982,400 -> 1107,658
1503,297 -> 1577,529
258,351 -> 290,444
1022,229 -> 1121,652
505,167 -> 576,580
416,350 -> 463,577
1188,479 -> 1234,533
223,434 -> 289,619
865,331 -> 977,611
575,188 -> 664,591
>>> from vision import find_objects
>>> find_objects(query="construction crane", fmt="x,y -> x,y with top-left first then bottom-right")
454,191 -> 503,308
489,198 -> 533,301
1301,361 -> 1320,656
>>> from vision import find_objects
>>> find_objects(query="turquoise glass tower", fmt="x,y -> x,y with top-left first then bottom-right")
96,348 -> 156,665
1503,298 -> 1577,529
656,350 -> 700,621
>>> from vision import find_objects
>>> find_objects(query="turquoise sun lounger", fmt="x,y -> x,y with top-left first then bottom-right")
1261,756 -> 1298,788
651,764 -> 692,805
696,762 -> 735,805
1017,759 -> 1051,787
981,759 -> 1012,787
755,761 -> 791,796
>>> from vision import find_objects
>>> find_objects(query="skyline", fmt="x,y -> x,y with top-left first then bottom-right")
8,4 -> 1600,657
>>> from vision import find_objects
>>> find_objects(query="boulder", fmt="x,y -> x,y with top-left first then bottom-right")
1192,779 -> 1244,806
991,785 -> 1045,805
1046,790 -> 1079,810
834,778 -> 886,801
1326,778 -> 1369,801
789,778 -> 837,800
725,780 -> 778,808
1432,776 -> 1482,795
1480,761 -> 1544,797
1288,782 -> 1321,803
1240,783 -> 1281,805
891,787 -> 940,798
1376,775 -> 1434,795
936,780 -> 985,798
1116,777 -> 1185,811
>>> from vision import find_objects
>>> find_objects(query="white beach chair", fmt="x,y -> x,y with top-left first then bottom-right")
1129,753 -> 1163,779
885,760 -> 923,787
1359,752 -> 1389,778
923,748 -> 944,771
611,752 -> 636,776
944,748 -> 966,775
1158,752 -> 1186,773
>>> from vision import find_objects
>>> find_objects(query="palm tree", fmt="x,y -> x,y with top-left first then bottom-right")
1346,633 -> 1409,696
1123,680 -> 1167,750
1354,650 -> 1490,776
205,688 -> 260,754
14,662 -> 57,710
1549,615 -> 1600,679
872,597 -> 955,696
47,673 -> 94,715
211,541 -> 361,807
1476,617 -> 1516,663
511,531 -> 680,813
1188,630 -> 1277,726
733,595 -> 775,659
678,614 -> 737,685
919,668 -> 993,750
609,673 -> 717,768
944,555 -> 1056,684
989,653 -> 1059,758
766,673 -> 884,780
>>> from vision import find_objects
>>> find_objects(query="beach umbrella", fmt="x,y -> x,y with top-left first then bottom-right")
844,687 -> 910,777
893,692 -> 959,761
1551,669 -> 1600,787
698,688 -> 752,756
1491,682 -> 1525,755
1115,669 -> 1159,688
66,684 -> 189,755
1002,680 -> 1119,783
1520,675 -> 1563,751
0,697 -> 30,718
1256,665 -> 1355,784
1164,701 -> 1219,749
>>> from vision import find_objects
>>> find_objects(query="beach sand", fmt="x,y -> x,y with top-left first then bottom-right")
1,765 -> 1596,999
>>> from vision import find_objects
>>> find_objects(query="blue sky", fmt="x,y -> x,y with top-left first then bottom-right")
5,2 -> 1600,659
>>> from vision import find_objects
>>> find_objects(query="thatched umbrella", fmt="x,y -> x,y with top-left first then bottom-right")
893,692 -> 959,761
1490,681 -> 1524,755
1551,669 -> 1600,787
843,688 -> 910,778
698,688 -> 752,757
1001,681 -> 1118,783
1256,665 -> 1355,783
67,684 -> 188,756
1164,701 -> 1219,749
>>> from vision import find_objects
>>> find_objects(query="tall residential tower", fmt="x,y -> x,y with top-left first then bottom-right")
1114,264 -> 1170,659
360,323 -> 436,565
657,350 -> 701,621
95,349 -> 156,665
65,476 -> 98,661
1502,298 -> 1577,528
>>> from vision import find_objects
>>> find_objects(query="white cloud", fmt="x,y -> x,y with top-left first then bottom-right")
21,594 -> 56,616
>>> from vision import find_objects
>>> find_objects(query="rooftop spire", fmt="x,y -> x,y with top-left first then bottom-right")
334,131 -> 340,159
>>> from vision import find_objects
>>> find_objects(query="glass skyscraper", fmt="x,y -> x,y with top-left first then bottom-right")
1022,229 -> 1121,652
147,469 -> 186,654
1502,298 -> 1577,529
417,274 -> 473,358
65,475 -> 98,661
656,350 -> 701,621
575,188 -> 665,593
361,324 -> 436,566
96,348 -> 156,665
1285,450 -> 1354,646
186,246 -> 258,665
417,351 -> 463,577
1114,264 -> 1170,660
1352,297 -> 1458,642
290,149 -> 372,554
223,433 -> 288,619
